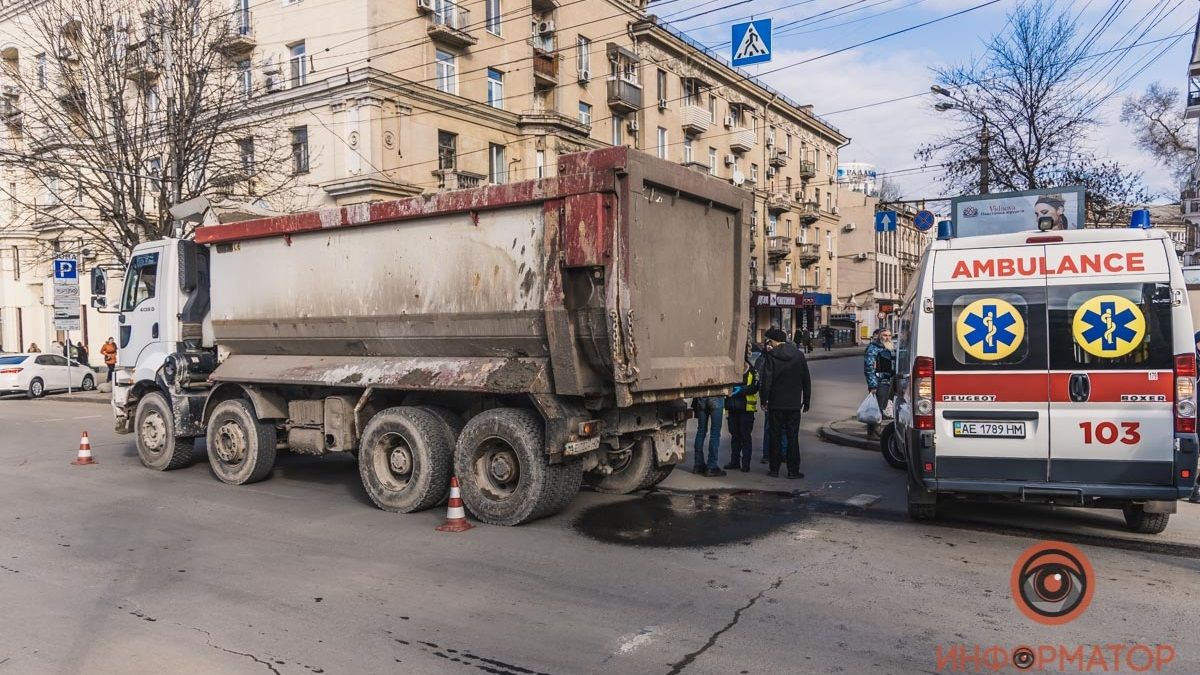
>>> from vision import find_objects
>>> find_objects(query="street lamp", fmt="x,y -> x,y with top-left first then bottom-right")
930,85 -> 990,194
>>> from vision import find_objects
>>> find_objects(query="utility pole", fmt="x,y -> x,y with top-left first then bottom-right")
979,111 -> 990,194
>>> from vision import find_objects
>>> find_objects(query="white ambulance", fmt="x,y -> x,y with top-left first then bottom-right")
892,226 -> 1198,534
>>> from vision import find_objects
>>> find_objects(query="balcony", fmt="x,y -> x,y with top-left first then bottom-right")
426,2 -> 477,49
795,243 -> 820,266
124,47 -> 159,85
797,200 -> 820,223
606,77 -> 642,114
728,127 -> 755,153
217,13 -> 255,56
433,168 -> 485,190
766,192 -> 793,214
0,97 -> 20,127
58,85 -> 86,115
680,103 -> 710,135
767,235 -> 792,262
533,48 -> 558,88
769,148 -> 788,168
798,160 -> 816,179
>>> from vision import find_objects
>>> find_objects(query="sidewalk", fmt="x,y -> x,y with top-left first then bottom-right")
798,345 -> 861,362
818,417 -> 877,451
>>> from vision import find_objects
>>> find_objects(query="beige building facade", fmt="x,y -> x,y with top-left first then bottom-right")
0,0 -> 847,356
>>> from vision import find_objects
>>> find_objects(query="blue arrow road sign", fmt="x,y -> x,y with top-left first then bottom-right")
874,211 -> 897,232
54,258 -> 77,280
731,19 -> 772,67
914,210 -> 936,232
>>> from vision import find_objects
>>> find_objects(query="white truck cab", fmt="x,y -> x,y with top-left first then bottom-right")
892,226 -> 1199,534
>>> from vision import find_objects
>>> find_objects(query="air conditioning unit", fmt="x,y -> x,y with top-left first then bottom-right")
264,74 -> 283,92
261,55 -> 281,74
766,166 -> 777,178
723,115 -> 734,129
578,69 -> 591,83
724,154 -> 736,166
794,191 -> 804,201
831,206 -> 839,215
627,119 -> 639,133
776,148 -> 788,158
537,20 -> 555,35
657,98 -> 668,111
766,137 -> 775,148
854,252 -> 869,261
416,0 -> 435,12
843,223 -> 856,232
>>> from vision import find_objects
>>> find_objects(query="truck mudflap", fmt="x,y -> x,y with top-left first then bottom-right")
649,425 -> 687,465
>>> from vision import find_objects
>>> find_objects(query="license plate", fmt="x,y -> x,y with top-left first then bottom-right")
952,421 -> 1026,438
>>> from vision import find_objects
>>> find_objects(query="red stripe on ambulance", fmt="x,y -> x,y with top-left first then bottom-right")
936,371 -> 1172,403
937,373 -> 1048,402
1048,371 -> 1173,403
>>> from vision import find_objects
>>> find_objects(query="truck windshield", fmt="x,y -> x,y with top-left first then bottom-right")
121,252 -> 159,312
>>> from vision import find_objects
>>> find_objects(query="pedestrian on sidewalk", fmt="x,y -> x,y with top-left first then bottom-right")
822,326 -> 834,351
692,394 -> 727,477
756,341 -> 787,464
864,328 -> 896,439
27,343 -> 41,353
101,337 -> 117,382
760,328 -> 812,479
723,354 -> 760,472
75,341 -> 89,367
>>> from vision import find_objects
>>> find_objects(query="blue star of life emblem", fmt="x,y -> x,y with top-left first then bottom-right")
962,304 -> 1018,354
1079,301 -> 1137,351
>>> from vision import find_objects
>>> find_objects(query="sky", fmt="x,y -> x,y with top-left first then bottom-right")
651,0 -> 1198,204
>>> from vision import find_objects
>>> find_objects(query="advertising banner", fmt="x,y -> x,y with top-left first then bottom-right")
951,186 -> 1085,238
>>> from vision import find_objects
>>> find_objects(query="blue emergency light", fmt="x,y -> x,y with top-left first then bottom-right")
936,220 -> 953,240
1129,209 -> 1152,229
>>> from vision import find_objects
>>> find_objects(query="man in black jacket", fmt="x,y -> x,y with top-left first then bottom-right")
759,328 -> 812,478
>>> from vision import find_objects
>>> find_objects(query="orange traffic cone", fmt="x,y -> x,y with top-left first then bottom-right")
436,476 -> 474,532
72,431 -> 96,466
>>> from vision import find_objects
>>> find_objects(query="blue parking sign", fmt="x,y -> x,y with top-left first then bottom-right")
54,258 -> 78,280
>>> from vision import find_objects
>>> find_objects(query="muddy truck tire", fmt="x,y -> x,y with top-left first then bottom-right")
584,439 -> 658,495
455,408 -> 582,526
643,463 -> 676,489
206,399 -> 277,485
358,407 -> 453,513
135,391 -> 195,471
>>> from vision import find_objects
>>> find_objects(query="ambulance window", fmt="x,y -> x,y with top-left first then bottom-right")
933,289 -> 1047,372
1047,283 -> 1173,370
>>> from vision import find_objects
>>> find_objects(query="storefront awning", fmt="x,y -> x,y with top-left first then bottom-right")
751,291 -> 832,307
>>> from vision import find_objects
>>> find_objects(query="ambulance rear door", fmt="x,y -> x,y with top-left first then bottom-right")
1045,239 -> 1176,487
931,245 -> 1050,482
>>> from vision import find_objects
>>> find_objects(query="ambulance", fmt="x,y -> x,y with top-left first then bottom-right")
892,226 -> 1199,534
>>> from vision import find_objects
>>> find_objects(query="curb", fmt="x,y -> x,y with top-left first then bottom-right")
818,420 -> 878,452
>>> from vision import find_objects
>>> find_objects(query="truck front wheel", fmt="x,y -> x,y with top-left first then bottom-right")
206,399 -> 276,485
455,408 -> 582,526
358,407 -> 453,513
135,392 -> 194,471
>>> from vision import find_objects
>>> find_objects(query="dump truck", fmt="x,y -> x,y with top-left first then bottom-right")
93,147 -> 750,525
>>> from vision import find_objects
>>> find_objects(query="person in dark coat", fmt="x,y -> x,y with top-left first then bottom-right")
822,326 -> 834,351
759,328 -> 812,478
723,355 -> 760,472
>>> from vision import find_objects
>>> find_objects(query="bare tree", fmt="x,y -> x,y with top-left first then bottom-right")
0,0 -> 297,263
875,176 -> 904,204
1052,158 -> 1155,229
1120,82 -> 1196,188
916,1 -> 1099,194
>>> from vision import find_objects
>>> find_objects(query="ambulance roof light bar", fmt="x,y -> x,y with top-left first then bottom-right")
1130,208 -> 1152,229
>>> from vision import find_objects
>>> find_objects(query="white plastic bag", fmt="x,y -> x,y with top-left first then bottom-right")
883,400 -> 895,419
856,394 -> 882,425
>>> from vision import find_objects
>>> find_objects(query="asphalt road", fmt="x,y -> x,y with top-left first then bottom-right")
1,359 -> 1197,674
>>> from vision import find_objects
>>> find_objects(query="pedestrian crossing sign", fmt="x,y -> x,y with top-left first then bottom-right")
732,20 -> 772,67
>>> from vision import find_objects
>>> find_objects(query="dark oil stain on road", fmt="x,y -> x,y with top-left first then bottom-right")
574,488 -> 808,548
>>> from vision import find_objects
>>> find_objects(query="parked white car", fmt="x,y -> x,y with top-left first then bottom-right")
0,353 -> 96,398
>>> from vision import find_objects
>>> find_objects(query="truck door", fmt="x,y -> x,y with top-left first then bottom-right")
1045,242 -> 1176,486
117,249 -> 164,368
931,246 -> 1050,482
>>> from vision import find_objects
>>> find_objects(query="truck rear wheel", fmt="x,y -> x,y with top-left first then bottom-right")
135,391 -> 194,471
584,440 -> 656,495
644,464 -> 676,488
358,407 -> 453,513
1122,504 -> 1170,534
455,408 -> 582,526
206,399 -> 276,485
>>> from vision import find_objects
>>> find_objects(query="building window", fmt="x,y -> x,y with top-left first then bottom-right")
486,68 -> 504,108
488,143 -> 507,184
767,213 -> 777,236
826,152 -> 832,174
239,138 -> 255,176
815,267 -> 821,288
708,147 -> 717,175
578,101 -> 592,126
435,49 -> 456,94
612,114 -> 623,146
288,41 -> 307,88
144,86 -> 160,122
290,126 -> 309,174
35,53 -> 46,89
683,135 -> 694,164
146,158 -> 162,193
750,163 -> 758,183
785,133 -> 792,157
656,68 -> 667,104
485,0 -> 501,36
656,127 -> 668,159
682,78 -> 701,107
826,191 -> 832,211
437,131 -> 457,170
708,94 -> 716,123
576,36 -> 591,77
237,59 -> 252,96
535,149 -> 545,179
785,262 -> 792,284
814,188 -> 820,206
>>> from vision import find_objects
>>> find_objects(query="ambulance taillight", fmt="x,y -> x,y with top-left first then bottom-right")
1174,353 -> 1196,434
914,356 -> 935,430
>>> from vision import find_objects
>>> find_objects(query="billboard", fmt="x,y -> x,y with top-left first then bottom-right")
951,186 -> 1085,238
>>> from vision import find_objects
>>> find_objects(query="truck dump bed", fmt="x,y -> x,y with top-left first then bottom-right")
194,147 -> 750,405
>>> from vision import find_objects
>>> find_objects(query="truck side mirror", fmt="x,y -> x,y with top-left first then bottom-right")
90,266 -> 107,300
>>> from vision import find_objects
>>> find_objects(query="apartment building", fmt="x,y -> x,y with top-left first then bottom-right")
836,186 -> 930,342
0,0 -> 848,354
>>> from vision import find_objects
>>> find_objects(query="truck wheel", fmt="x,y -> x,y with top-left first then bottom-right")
584,440 -> 656,495
644,464 -> 676,488
358,407 -> 453,513
418,406 -> 466,437
206,399 -> 276,485
135,392 -> 194,471
455,408 -> 582,526
880,423 -> 907,470
1122,504 -> 1170,534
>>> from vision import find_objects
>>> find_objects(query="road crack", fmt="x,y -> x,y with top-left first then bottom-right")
190,627 -> 281,675
665,572 -> 794,674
